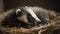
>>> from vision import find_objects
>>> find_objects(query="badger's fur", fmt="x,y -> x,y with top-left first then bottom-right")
1,6 -> 50,28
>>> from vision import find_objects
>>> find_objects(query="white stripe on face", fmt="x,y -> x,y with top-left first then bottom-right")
24,6 -> 41,22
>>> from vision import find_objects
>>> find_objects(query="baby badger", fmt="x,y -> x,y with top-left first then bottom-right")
1,6 -> 50,28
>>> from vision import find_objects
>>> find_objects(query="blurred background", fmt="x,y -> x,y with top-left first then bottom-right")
0,0 -> 60,12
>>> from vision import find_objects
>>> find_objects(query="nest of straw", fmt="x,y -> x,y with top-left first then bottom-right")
0,10 -> 60,34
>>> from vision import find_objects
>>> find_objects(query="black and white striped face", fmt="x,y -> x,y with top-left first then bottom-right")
16,6 -> 41,24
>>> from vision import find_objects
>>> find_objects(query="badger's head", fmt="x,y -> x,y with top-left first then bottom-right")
16,6 -> 41,25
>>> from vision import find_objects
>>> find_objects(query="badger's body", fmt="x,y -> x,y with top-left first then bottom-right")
1,6 -> 50,28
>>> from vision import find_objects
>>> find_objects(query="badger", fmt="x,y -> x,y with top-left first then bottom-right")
1,6 -> 50,28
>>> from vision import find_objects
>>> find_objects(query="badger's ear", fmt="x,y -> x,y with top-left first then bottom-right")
16,9 -> 22,16
16,9 -> 21,14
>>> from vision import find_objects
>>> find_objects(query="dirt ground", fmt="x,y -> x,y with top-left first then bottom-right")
0,10 -> 60,34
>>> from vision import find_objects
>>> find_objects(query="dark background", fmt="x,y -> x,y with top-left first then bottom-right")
4,0 -> 60,12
